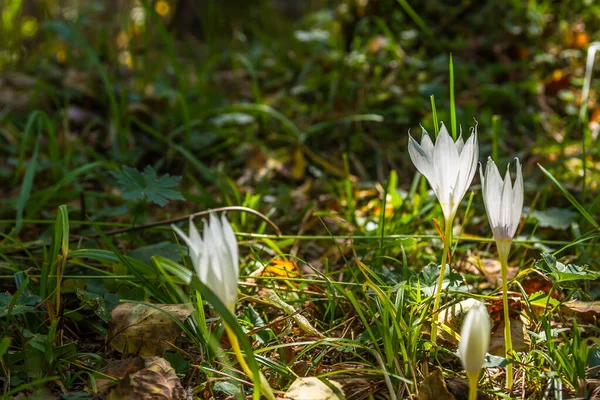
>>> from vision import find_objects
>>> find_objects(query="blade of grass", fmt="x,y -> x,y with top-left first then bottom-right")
190,277 -> 264,400
15,130 -> 40,235
449,53 -> 457,140
430,95 -> 439,136
538,164 -> 599,231
395,0 -> 433,37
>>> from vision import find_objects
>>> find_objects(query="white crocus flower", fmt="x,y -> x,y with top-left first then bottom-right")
479,157 -> 524,262
458,301 -> 491,376
408,123 -> 479,223
172,213 -> 239,311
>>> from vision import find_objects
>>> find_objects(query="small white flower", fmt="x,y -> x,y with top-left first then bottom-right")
408,123 -> 479,222
172,213 -> 239,311
458,301 -> 491,376
480,157 -> 524,260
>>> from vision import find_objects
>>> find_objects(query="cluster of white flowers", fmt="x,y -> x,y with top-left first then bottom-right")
408,123 -> 523,245
408,122 -> 524,390
170,121 -> 523,394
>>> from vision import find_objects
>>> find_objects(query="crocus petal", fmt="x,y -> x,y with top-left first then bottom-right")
510,159 -> 524,237
408,134 -> 435,183
455,134 -> 465,155
188,219 -> 203,250
499,169 -> 513,239
196,244 -> 209,283
220,214 -> 239,280
433,125 -> 460,218
483,157 -> 503,227
455,133 -> 478,206
407,122 -> 478,223
172,223 -> 201,259
458,301 -> 491,376
481,157 -> 525,260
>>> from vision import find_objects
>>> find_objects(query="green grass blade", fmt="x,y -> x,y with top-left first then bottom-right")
538,164 -> 599,231
449,53 -> 457,140
430,95 -> 439,136
395,0 -> 433,37
190,277 -> 263,400
15,132 -> 40,234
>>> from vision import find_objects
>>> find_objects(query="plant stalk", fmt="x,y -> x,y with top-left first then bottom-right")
224,323 -> 276,400
430,217 -> 453,344
467,372 -> 479,400
500,250 -> 513,390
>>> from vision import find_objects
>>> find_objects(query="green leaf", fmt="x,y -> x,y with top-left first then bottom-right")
241,305 -> 273,345
110,165 -> 184,207
483,354 -> 508,368
0,293 -> 41,317
529,208 -> 578,230
76,289 -> 112,322
414,263 -> 463,296
536,253 -> 599,283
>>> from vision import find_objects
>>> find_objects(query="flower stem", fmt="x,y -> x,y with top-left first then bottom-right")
467,372 -> 479,400
500,252 -> 513,390
430,217 -> 453,345
224,323 -> 276,400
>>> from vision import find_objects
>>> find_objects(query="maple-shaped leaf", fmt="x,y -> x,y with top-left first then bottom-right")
536,253 -> 599,283
110,165 -> 184,207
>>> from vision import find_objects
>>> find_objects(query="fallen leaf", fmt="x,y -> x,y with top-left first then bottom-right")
486,294 -> 523,324
285,377 -> 345,400
418,369 -> 455,400
108,303 -> 192,356
264,259 -> 301,279
446,377 -> 491,400
469,256 -> 518,285
437,298 -> 480,344
99,357 -> 186,400
489,317 -> 530,356
560,301 -> 600,324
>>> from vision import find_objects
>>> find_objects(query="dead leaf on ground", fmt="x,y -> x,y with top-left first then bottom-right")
489,316 -> 530,356
108,303 -> 192,356
436,298 -> 480,345
418,369 -> 454,400
98,357 -> 186,400
264,259 -> 301,279
560,301 -> 600,324
285,377 -> 345,400
468,256 -> 518,286
419,368 -> 490,400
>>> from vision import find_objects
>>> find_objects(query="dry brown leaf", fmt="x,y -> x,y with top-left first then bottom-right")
420,369 -> 491,400
418,369 -> 455,400
285,377 -> 345,400
100,357 -> 186,400
469,257 -> 518,285
560,301 -> 600,324
108,303 -> 192,356
489,316 -> 530,356
436,298 -> 480,345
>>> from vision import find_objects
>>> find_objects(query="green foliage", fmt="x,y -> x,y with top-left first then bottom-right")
0,293 -> 41,317
414,263 -> 463,296
1,0 -> 600,398
536,253 -> 600,283
110,165 -> 184,207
